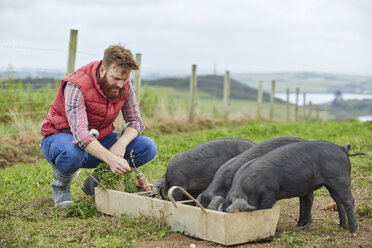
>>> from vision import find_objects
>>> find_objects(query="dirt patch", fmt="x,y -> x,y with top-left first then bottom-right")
143,118 -> 257,136
273,196 -> 372,248
138,233 -> 212,248
0,135 -> 43,168
145,119 -> 219,135
29,196 -> 54,209
137,195 -> 372,248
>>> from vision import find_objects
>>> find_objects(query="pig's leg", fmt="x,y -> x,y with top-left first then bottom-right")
326,187 -> 348,227
326,185 -> 358,235
297,196 -> 306,226
297,193 -> 314,226
339,192 -> 357,235
336,203 -> 347,227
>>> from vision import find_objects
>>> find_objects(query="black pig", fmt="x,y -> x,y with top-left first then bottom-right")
223,141 -> 364,235
151,138 -> 255,201
197,137 -> 305,210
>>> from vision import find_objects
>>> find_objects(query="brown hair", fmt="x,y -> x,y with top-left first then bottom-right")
102,44 -> 139,70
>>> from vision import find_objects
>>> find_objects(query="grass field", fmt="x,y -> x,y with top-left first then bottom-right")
0,120 -> 371,247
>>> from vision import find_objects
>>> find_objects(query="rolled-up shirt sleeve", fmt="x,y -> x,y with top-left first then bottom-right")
64,82 -> 96,149
120,81 -> 145,136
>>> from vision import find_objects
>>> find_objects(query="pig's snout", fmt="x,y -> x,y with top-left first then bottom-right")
150,178 -> 165,198
226,198 -> 256,213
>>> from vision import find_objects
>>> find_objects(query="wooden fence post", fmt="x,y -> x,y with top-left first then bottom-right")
308,101 -> 313,121
66,29 -> 78,75
303,92 -> 306,120
188,64 -> 197,123
323,107 -> 327,121
28,91 -> 32,118
133,53 -> 142,103
316,106 -> 320,121
286,88 -> 290,122
256,80 -> 263,120
269,80 -> 275,121
295,87 -> 299,121
223,70 -> 231,117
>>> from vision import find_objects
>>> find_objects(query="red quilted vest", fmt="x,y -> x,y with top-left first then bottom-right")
41,60 -> 129,140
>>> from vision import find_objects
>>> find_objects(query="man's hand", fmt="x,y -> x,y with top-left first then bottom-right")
107,155 -> 131,175
85,140 -> 131,176
85,127 -> 139,176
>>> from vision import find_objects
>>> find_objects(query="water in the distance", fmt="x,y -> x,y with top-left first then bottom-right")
357,116 -> 372,122
275,93 -> 372,122
275,93 -> 372,106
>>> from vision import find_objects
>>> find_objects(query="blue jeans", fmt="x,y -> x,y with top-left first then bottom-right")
41,132 -> 157,174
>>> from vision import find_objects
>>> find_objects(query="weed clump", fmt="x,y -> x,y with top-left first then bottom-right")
93,163 -> 137,193
64,202 -> 97,219
276,232 -> 308,246
356,202 -> 372,218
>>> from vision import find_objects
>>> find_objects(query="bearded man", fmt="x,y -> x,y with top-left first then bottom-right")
40,45 -> 156,209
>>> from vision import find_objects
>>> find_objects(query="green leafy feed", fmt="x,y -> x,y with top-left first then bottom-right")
93,163 -> 137,193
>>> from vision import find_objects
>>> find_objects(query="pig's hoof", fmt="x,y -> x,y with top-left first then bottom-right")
300,224 -> 310,231
338,221 -> 348,229
296,220 -> 311,227
350,232 -> 357,237
339,223 -> 347,229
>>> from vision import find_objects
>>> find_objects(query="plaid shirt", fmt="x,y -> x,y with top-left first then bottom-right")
64,81 -> 144,149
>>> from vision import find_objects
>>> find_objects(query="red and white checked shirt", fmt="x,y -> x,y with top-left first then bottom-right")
64,81 -> 144,149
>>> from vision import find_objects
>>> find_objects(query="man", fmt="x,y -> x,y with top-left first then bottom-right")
40,44 -> 156,209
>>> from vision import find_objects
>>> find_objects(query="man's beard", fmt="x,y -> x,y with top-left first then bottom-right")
100,73 -> 125,100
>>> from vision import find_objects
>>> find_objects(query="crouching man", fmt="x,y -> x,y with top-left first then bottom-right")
40,44 -> 157,209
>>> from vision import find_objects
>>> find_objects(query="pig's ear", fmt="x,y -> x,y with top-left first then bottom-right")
196,194 -> 202,203
245,201 -> 256,211
226,198 -> 255,213
207,196 -> 224,210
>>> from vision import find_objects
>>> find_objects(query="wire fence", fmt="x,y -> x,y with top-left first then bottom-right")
0,38 -> 323,138
0,75 -> 321,139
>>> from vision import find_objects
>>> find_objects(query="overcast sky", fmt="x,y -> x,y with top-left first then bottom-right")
0,0 -> 371,76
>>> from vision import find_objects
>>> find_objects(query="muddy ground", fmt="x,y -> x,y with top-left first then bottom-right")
138,194 -> 372,248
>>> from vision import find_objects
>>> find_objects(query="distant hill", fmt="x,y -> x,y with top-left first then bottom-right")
3,68 -> 371,95
0,68 -> 65,80
145,75 -> 285,103
233,72 -> 372,94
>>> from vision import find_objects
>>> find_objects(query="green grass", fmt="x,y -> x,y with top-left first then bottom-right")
0,120 -> 371,247
142,120 -> 370,183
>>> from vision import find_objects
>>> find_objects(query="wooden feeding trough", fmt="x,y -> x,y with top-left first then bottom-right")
92,185 -> 280,246
77,169 -> 280,246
